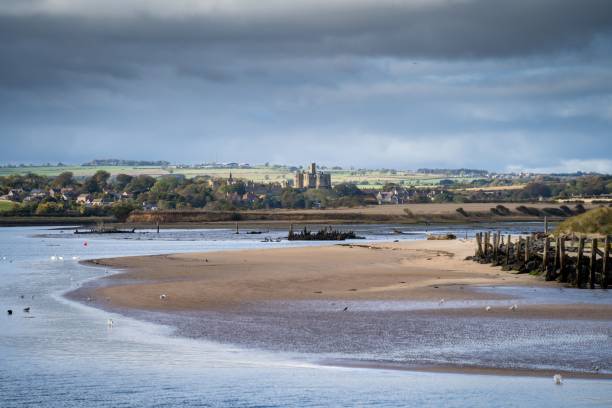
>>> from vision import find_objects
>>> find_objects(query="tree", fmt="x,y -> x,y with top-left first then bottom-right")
280,188 -> 305,209
35,202 -> 65,216
84,170 -> 111,193
333,183 -> 362,197
126,175 -> 156,194
521,182 -> 551,199
52,172 -> 74,188
93,170 -> 111,187
114,174 -> 133,190
110,201 -> 139,222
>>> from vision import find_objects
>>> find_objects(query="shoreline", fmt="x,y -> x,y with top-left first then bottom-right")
320,359 -> 612,379
1,201 -> 596,227
67,239 -> 612,379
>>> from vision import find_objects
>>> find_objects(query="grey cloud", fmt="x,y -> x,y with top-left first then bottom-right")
0,1 -> 611,171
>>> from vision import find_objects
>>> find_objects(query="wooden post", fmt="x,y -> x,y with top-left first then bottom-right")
525,236 -> 530,263
476,233 -> 483,257
484,232 -> 490,257
559,237 -> 567,282
542,237 -> 549,274
590,238 -> 598,289
550,237 -> 560,281
156,220 -> 160,234
602,236 -> 609,289
505,235 -> 511,265
493,233 -> 498,261
235,222 -> 239,234
576,237 -> 585,288
516,237 -> 522,263
544,216 -> 548,234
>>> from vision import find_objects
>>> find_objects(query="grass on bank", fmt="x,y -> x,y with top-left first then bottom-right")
0,200 -> 14,212
556,207 -> 612,235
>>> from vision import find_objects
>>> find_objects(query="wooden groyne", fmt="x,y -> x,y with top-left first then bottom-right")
469,232 -> 610,289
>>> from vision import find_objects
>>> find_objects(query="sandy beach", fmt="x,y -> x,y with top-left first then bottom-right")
71,239 -> 612,378
81,239 -> 609,318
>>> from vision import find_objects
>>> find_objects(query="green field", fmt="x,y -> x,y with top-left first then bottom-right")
0,165 -> 478,188
0,200 -> 15,212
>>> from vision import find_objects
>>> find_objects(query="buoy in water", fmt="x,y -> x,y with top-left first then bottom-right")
7,310 -> 12,315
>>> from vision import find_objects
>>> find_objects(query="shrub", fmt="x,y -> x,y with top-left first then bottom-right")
542,207 -> 565,217
495,205 -> 511,216
559,205 -> 574,216
516,206 -> 542,216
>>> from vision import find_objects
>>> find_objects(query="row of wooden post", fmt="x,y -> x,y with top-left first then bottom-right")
474,232 -> 610,289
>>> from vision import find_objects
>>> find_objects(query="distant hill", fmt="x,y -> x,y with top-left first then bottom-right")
417,168 -> 489,176
82,159 -> 170,167
556,207 -> 612,235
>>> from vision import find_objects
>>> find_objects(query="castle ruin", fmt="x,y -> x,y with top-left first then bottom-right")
294,163 -> 331,189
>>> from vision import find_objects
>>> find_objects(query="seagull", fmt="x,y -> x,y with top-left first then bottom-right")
438,298 -> 445,305
553,374 -> 563,385
509,304 -> 518,311
50,256 -> 57,261
485,306 -> 491,311
343,306 -> 349,311
107,319 -> 114,328
23,307 -> 30,313
58,256 -> 64,261
160,294 -> 167,300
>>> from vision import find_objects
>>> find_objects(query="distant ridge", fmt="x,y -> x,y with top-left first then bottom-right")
82,159 -> 170,167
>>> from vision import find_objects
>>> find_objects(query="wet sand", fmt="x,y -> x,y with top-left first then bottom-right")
82,240 -> 547,310
71,239 -> 612,377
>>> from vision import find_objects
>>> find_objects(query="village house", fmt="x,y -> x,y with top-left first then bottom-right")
5,189 -> 24,201
76,194 -> 93,205
142,202 -> 158,211
376,190 -> 400,205
241,192 -> 259,203
91,195 -> 116,207
60,187 -> 77,200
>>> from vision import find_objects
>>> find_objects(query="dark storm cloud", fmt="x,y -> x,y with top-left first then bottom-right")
0,0 -> 611,171
1,0 -> 612,88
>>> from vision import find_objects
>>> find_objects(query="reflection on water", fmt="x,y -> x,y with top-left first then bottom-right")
1,225 -> 611,407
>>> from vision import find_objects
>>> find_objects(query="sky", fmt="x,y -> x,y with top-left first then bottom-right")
1,0 -> 612,172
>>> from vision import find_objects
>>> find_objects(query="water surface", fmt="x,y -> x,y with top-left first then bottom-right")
1,225 -> 611,407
